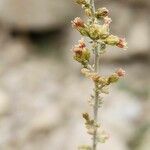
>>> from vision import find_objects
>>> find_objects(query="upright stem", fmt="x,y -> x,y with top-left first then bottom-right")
90,0 -> 96,12
93,43 -> 99,150
89,1 -> 100,149
89,1 -> 100,150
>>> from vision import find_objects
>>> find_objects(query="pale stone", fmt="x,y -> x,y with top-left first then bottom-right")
137,127 -> 150,150
0,90 -> 10,116
0,0 -> 75,30
128,20 -> 149,53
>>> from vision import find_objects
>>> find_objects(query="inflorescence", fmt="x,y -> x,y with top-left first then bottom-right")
71,0 -> 127,150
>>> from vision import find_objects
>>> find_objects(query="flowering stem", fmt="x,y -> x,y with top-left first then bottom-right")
90,0 -> 96,12
90,0 -> 99,150
72,1 -> 127,149
93,43 -> 99,150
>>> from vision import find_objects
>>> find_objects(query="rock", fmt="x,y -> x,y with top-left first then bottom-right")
136,127 -> 150,150
100,88 -> 142,140
28,105 -> 61,136
0,0 -> 75,31
0,90 -> 10,116
128,19 -> 149,54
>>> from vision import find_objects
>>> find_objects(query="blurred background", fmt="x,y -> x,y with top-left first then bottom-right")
0,0 -> 149,150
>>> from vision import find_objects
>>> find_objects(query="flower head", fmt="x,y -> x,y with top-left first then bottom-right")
97,129 -> 109,143
116,38 -> 127,50
72,39 -> 90,65
104,16 -> 112,26
78,38 -> 86,48
76,0 -> 87,5
88,24 -> 109,40
95,7 -> 109,19
71,17 -> 85,29
78,145 -> 91,150
116,68 -> 126,77
104,35 -> 119,45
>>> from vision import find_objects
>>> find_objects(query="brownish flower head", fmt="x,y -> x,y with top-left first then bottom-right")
72,38 -> 86,54
78,38 -> 86,48
95,7 -> 109,19
82,113 -> 90,121
73,46 -> 83,55
71,17 -> 85,28
116,38 -> 127,49
116,68 -> 126,77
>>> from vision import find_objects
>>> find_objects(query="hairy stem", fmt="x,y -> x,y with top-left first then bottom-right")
93,43 -> 99,150
90,0 -> 96,12
89,1 -> 99,150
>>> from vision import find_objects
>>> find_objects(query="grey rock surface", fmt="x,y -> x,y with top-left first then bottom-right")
0,0 -> 75,30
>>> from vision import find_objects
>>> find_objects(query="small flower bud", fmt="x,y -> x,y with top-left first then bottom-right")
81,68 -> 99,80
81,68 -> 90,74
73,48 -> 90,64
71,17 -> 85,29
82,113 -> 90,121
76,0 -> 87,5
88,24 -> 100,40
91,74 -> 100,82
88,24 -> 109,40
101,86 -> 109,94
87,128 -> 95,135
104,16 -> 112,26
78,145 -> 92,150
78,38 -> 86,48
100,25 -> 110,39
73,47 -> 83,55
95,7 -> 109,19
108,73 -> 119,84
116,68 -> 125,77
116,38 -> 127,50
98,77 -> 108,85
72,39 -> 90,65
97,129 -> 109,143
104,35 -> 120,46
84,8 -> 92,17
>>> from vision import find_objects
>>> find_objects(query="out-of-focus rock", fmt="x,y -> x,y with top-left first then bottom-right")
28,105 -> 62,137
128,20 -> 149,54
101,89 -> 142,140
0,90 -> 10,116
0,0 -> 75,31
136,127 -> 150,150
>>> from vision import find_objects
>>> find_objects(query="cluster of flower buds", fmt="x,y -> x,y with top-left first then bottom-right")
72,0 -> 127,149
103,35 -> 127,49
76,0 -> 88,5
96,128 -> 109,143
72,1 -> 127,50
95,7 -> 109,19
78,145 -> 92,150
88,24 -> 110,40
81,67 -> 125,86
82,113 -> 109,143
107,68 -> 126,84
82,113 -> 97,135
76,0 -> 93,17
72,39 -> 90,66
